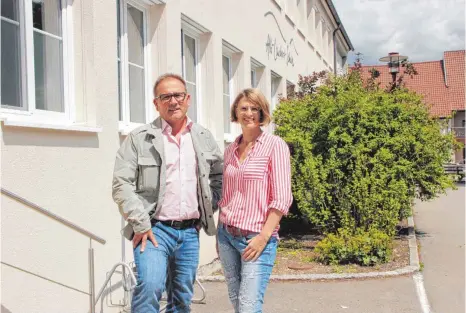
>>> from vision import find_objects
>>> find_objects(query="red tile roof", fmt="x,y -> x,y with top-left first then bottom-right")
444,50 -> 465,112
355,50 -> 465,117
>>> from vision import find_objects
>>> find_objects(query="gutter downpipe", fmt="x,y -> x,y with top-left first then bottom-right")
333,22 -> 342,76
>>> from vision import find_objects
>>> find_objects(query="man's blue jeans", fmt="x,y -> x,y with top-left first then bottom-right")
132,222 -> 199,313
217,225 -> 278,313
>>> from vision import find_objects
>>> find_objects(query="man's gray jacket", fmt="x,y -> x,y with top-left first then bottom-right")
112,117 -> 223,240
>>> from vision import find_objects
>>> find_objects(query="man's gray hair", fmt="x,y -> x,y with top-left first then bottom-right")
153,73 -> 187,97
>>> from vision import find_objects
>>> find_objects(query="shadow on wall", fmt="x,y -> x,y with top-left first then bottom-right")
1,125 -> 99,148
1,305 -> 13,313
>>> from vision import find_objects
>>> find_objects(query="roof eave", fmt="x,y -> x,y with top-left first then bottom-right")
325,0 -> 354,51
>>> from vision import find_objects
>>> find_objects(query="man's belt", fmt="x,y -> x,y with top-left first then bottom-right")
152,218 -> 199,230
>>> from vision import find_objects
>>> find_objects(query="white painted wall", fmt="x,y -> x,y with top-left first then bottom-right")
0,0 -> 351,311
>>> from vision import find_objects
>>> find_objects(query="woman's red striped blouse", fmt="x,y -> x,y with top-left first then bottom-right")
218,131 -> 293,236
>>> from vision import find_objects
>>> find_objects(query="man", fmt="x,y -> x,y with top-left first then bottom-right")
112,73 -> 223,313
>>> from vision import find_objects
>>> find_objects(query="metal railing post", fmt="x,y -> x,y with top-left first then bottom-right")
89,239 -> 96,313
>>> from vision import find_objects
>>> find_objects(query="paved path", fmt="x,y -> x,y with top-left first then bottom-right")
191,184 -> 464,313
192,277 -> 421,313
414,183 -> 465,313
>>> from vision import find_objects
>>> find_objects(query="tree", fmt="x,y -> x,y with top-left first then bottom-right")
274,69 -> 459,249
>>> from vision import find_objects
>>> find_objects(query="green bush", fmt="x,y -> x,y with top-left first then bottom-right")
274,71 -> 458,238
315,228 -> 392,266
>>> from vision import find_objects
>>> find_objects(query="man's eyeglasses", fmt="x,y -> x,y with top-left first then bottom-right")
156,92 -> 187,103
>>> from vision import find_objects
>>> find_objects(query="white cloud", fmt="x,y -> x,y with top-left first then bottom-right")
333,0 -> 465,65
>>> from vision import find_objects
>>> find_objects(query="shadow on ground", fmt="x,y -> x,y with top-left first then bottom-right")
414,229 -> 431,238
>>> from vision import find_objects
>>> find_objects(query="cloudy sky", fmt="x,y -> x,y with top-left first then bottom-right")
332,0 -> 465,65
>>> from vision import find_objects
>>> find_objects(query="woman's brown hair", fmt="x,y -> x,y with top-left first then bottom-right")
230,88 -> 272,126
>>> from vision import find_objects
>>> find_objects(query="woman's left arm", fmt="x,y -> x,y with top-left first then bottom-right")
242,139 -> 293,261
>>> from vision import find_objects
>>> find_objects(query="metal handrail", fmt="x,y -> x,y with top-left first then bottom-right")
1,187 -> 207,311
95,262 -> 137,305
452,127 -> 465,137
1,187 -> 106,244
1,187 -> 106,313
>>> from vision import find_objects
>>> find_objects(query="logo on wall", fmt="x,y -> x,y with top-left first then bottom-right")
264,11 -> 299,67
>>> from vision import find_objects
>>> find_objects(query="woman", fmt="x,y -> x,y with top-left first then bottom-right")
217,88 -> 293,313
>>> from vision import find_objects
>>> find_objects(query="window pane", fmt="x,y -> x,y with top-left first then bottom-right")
129,65 -> 145,123
287,83 -> 295,97
184,35 -> 196,83
117,0 -> 122,120
118,60 -> 122,121
1,20 -> 22,108
117,0 -> 121,59
127,5 -> 144,66
187,83 -> 197,123
34,31 -> 64,112
2,0 -> 19,20
251,70 -> 258,88
222,55 -> 230,93
32,0 -> 62,37
271,77 -> 281,111
223,95 -> 230,133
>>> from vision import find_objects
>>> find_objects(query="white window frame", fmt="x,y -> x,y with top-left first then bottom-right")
306,0 -> 313,38
320,18 -> 326,50
251,57 -> 265,91
1,0 -> 75,126
285,0 -> 296,23
269,71 -> 282,134
314,7 -> 322,49
222,53 -> 234,139
297,0 -> 306,30
118,0 -> 152,134
181,29 -> 202,124
271,71 -> 282,112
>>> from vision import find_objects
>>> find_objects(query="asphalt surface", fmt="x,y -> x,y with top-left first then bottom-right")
414,183 -> 465,313
191,277 -> 421,313
190,184 -> 465,313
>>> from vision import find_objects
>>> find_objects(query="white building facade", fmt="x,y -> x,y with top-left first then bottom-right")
0,0 -> 352,311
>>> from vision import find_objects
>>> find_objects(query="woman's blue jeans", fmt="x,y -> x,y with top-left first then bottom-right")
217,225 -> 278,313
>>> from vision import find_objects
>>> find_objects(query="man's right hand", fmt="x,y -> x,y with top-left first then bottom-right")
133,229 -> 158,253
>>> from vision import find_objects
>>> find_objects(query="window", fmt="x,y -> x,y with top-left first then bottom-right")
223,55 -> 233,133
271,72 -> 282,112
327,25 -> 333,59
306,0 -> 314,40
286,81 -> 295,98
269,71 -> 282,133
323,24 -> 329,57
285,0 -> 295,20
182,31 -> 199,123
251,58 -> 264,89
321,18 -> 326,50
297,0 -> 305,30
1,0 -> 72,122
251,69 -> 257,88
117,0 -> 150,126
1,0 -> 23,109
314,8 -> 321,48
